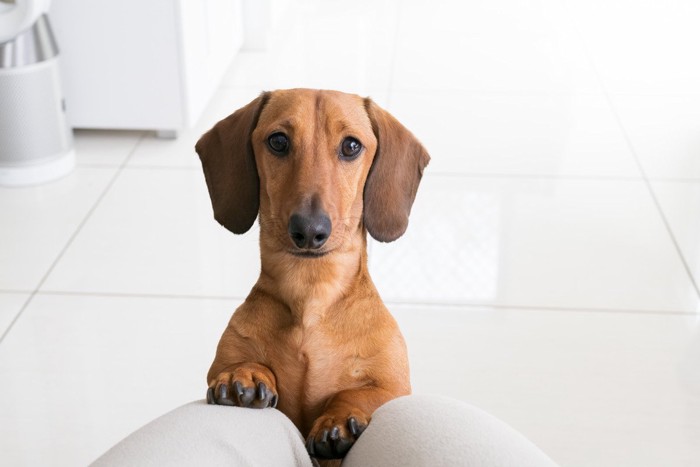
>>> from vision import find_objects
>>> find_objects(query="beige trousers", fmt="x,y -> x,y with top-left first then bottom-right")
93,395 -> 558,467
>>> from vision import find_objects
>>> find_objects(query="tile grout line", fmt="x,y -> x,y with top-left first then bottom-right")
37,289 -> 247,302
0,134 -> 148,346
26,289 -> 698,318
0,289 -> 34,295
385,300 -> 697,317
598,77 -> 700,303
559,0 -> 700,301
609,127 -> 700,298
426,172 -> 645,181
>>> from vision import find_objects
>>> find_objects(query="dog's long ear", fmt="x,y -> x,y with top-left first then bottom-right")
195,92 -> 270,234
363,98 -> 430,242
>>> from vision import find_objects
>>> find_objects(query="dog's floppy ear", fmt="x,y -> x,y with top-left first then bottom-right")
195,92 -> 270,234
363,98 -> 430,242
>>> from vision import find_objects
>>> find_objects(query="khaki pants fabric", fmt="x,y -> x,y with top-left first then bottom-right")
92,395 -> 558,467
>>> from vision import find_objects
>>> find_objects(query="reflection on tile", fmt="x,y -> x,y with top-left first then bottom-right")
395,305 -> 700,467
388,92 -> 641,177
612,95 -> 700,180
0,293 -> 236,466
401,0 -> 570,37
0,168 -> 116,291
565,0 -> 700,95
652,181 -> 700,295
370,176 -> 699,312
393,1 -> 598,94
0,293 -> 28,336
223,0 -> 398,95
73,130 -> 145,167
41,169 -> 261,298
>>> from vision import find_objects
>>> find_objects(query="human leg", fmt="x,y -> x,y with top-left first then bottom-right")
342,395 -> 558,467
91,401 -> 313,467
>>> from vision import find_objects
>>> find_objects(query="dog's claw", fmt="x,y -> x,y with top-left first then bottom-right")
271,394 -> 278,408
348,417 -> 359,436
233,381 -> 256,406
257,382 -> 267,400
347,417 -> 366,437
312,429 -> 333,459
216,383 -> 236,406
234,381 -> 244,397
206,387 -> 215,405
330,426 -> 340,441
306,436 -> 316,456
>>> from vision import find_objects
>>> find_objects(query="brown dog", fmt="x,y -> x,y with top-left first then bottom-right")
196,89 -> 429,462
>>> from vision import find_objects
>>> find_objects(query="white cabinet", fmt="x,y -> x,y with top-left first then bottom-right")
49,0 -> 243,134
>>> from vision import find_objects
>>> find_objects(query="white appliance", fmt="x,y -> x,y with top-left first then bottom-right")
49,0 -> 245,137
0,0 -> 74,186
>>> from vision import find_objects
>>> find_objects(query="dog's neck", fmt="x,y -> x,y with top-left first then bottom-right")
255,227 -> 373,327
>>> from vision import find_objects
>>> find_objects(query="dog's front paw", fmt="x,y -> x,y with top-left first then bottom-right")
207,363 -> 277,409
306,411 -> 368,459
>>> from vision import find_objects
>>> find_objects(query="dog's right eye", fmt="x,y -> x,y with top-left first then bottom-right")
267,133 -> 289,155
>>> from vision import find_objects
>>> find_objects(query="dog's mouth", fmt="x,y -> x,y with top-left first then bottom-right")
288,249 -> 330,259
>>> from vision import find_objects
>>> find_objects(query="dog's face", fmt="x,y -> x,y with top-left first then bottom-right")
251,90 -> 377,257
196,89 -> 429,257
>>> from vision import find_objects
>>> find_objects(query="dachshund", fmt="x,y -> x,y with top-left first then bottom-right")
196,89 -> 430,463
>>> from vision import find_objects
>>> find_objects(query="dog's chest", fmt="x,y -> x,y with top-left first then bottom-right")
287,323 -> 365,385
273,323 -> 367,422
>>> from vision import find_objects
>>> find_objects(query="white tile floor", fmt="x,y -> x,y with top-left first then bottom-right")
1,0 -> 699,466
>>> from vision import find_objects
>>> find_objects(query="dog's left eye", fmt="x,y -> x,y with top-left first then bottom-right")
267,133 -> 290,155
340,137 -> 363,160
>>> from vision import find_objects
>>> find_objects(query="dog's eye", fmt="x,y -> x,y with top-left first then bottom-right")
267,133 -> 289,155
340,137 -> 362,160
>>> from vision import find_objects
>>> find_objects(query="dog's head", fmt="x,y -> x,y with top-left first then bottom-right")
195,89 -> 429,257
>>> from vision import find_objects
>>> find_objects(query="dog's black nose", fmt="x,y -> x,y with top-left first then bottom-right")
288,212 -> 331,250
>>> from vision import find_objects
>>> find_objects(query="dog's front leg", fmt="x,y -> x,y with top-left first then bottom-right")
207,362 -> 278,409
306,386 -> 397,459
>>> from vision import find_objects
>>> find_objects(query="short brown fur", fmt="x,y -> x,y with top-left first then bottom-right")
196,89 -> 429,462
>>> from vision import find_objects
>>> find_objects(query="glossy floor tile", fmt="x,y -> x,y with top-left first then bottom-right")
652,180 -> 700,296
0,293 -> 27,337
41,168 -> 261,298
0,293 -> 236,466
393,1 -> 599,94
370,175 -> 699,313
388,92 -> 641,177
0,168 -> 116,291
73,130 -> 145,167
392,31 -> 599,95
221,0 -> 398,95
565,0 -> 700,96
401,0 -> 571,38
611,95 -> 700,180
